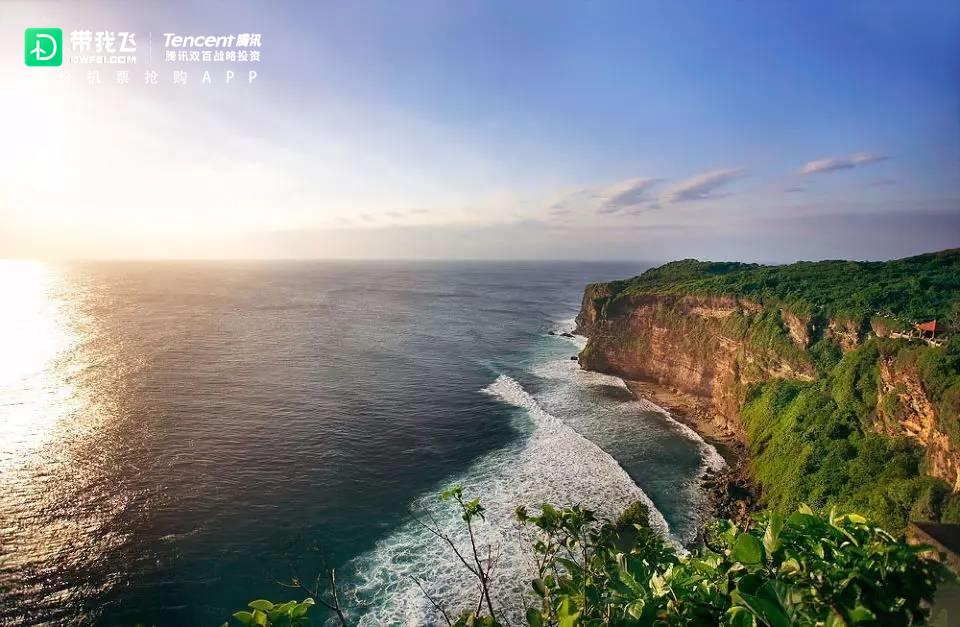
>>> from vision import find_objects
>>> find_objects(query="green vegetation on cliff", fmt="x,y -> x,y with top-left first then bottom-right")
741,338 -> 960,531
582,250 -> 960,533
601,249 -> 960,325
894,341 -> 960,444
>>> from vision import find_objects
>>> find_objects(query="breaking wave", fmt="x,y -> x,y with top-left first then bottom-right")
532,358 -> 726,476
347,374 -> 672,626
550,318 -> 588,350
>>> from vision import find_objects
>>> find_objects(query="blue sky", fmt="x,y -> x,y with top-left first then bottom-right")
1,1 -> 958,260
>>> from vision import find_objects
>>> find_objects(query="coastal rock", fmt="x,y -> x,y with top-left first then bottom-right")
825,317 -> 864,352
702,462 -> 757,528
575,253 -> 960,533
574,278 -> 954,477
781,308 -> 812,348
877,356 -> 960,490
575,291 -> 814,436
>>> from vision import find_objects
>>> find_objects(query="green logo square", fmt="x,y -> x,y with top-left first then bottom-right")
25,28 -> 62,66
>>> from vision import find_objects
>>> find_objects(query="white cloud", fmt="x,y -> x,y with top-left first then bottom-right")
545,177 -> 663,217
800,152 -> 887,175
661,168 -> 745,203
545,188 -> 595,214
598,177 -> 663,213
545,169 -> 748,217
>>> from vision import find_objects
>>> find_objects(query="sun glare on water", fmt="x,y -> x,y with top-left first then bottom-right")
0,260 -> 79,470
0,260 -> 134,618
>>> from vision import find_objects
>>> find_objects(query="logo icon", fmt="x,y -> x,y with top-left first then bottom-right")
25,28 -> 62,66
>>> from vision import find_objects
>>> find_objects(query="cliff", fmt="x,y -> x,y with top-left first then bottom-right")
576,251 -> 960,531
576,289 -> 814,435
875,357 -> 960,492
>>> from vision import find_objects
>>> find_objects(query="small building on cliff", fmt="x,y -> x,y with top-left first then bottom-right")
916,320 -> 938,339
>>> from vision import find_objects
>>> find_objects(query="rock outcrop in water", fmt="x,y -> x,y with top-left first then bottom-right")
574,251 -> 960,529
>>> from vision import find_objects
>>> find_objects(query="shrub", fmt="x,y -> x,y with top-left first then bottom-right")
231,495 -> 952,626
228,599 -> 315,627
513,503 -> 948,626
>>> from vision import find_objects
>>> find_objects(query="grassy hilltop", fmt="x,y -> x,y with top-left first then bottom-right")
603,248 -> 960,324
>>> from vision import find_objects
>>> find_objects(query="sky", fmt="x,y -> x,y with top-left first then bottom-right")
1,0 -> 959,262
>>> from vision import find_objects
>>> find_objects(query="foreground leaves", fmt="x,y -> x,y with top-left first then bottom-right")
229,598 -> 315,627
513,502 -> 949,626
231,497 -> 951,626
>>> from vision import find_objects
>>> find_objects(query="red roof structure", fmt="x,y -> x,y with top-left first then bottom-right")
915,320 -> 938,336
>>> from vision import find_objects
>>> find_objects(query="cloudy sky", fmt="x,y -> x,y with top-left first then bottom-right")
1,1 -> 959,261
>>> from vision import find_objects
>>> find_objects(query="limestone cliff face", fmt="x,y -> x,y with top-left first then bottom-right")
825,318 -> 865,352
781,309 -> 812,349
877,357 -> 960,490
576,282 -> 959,490
575,287 -> 814,436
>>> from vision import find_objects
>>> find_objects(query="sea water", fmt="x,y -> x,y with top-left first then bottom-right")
0,260 -> 722,625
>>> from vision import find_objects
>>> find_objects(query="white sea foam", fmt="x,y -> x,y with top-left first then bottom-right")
633,397 -> 727,473
550,315 -> 724,473
554,316 -> 577,329
550,318 -> 588,350
532,358 -> 726,475
347,374 -> 672,626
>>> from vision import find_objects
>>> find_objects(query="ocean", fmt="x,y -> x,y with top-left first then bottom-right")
0,260 -> 722,625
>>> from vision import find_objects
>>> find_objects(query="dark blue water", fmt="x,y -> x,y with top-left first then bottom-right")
0,261 -> 719,625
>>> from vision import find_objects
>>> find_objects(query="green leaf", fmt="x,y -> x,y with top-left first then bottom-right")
273,601 -> 296,614
725,606 -> 755,627
291,598 -> 314,619
756,581 -> 796,621
232,611 -> 254,626
526,607 -> 544,626
763,513 -> 784,555
736,573 -> 765,595
737,591 -> 790,627
649,571 -> 669,597
541,503 -> 559,519
250,609 -> 268,627
557,598 -> 581,627
838,513 -> 867,525
731,533 -> 765,565
779,558 -> 802,574
615,554 -> 646,595
824,612 -> 845,627
626,599 -> 646,619
440,484 -> 463,501
248,600 -> 275,612
849,605 -> 876,623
